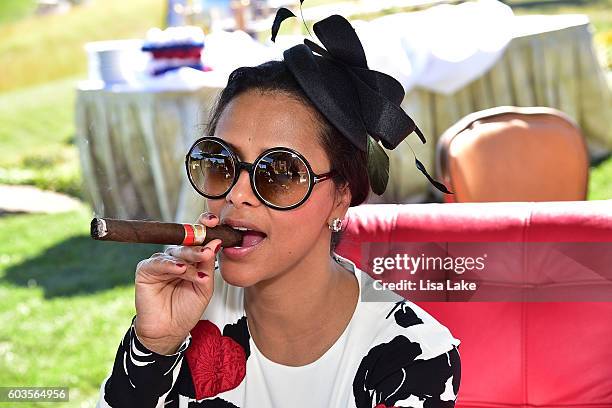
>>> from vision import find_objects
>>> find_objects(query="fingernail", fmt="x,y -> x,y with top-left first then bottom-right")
206,213 -> 217,220
214,243 -> 221,254
176,263 -> 185,268
197,271 -> 206,279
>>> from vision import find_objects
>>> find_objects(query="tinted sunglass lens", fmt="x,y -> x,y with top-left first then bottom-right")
254,151 -> 310,208
187,140 -> 235,196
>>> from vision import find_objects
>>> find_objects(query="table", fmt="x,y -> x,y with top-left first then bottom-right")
75,14 -> 612,223
75,87 -> 221,221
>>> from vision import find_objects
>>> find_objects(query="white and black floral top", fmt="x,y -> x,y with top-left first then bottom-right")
96,251 -> 461,408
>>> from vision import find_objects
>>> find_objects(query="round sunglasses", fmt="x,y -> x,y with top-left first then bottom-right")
185,136 -> 336,210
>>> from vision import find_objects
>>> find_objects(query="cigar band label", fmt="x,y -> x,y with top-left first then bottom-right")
193,224 -> 206,245
182,224 -> 195,245
182,224 -> 206,245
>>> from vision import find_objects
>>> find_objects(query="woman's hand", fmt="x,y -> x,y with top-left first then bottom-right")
133,212 -> 222,355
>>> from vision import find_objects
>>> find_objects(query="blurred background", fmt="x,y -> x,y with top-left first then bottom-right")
0,0 -> 611,406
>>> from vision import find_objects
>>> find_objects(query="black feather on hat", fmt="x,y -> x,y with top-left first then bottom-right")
270,5 -> 453,196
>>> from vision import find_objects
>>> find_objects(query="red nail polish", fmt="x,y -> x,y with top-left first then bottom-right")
206,213 -> 217,220
197,272 -> 206,278
176,263 -> 185,268
214,244 -> 221,254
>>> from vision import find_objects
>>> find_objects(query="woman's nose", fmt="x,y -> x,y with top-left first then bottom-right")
225,167 -> 260,208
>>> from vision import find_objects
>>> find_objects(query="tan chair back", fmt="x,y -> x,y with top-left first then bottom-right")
436,106 -> 589,203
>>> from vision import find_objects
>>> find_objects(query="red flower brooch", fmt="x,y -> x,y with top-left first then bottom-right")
186,320 -> 247,400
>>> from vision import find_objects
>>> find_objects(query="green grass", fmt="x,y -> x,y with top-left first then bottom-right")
0,77 -> 78,167
1,0 -> 611,92
0,204 -> 163,407
0,0 -> 37,26
0,0 -> 164,93
0,0 -> 164,197
0,76 -> 84,198
588,155 -> 612,200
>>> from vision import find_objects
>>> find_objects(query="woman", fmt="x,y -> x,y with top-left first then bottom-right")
96,12 -> 460,408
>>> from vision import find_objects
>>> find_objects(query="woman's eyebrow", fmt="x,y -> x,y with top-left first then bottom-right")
223,140 -> 275,158
222,140 -> 244,156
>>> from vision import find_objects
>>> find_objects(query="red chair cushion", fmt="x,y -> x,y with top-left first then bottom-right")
336,201 -> 612,408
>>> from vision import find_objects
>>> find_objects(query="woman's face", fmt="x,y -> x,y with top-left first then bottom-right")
207,89 -> 351,287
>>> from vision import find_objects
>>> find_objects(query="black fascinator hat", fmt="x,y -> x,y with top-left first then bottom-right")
270,4 -> 452,196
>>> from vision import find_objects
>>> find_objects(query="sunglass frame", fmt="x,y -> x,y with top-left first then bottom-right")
185,136 -> 335,210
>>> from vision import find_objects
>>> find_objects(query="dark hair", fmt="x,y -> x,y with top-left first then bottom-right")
203,60 -> 370,253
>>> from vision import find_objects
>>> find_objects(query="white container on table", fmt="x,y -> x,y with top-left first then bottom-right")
84,39 -> 149,85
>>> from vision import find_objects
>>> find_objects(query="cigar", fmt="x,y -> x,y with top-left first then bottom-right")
90,218 -> 243,247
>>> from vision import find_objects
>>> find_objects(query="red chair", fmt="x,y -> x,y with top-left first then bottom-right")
336,201 -> 612,408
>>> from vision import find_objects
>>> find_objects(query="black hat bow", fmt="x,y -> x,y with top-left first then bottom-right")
271,5 -> 452,196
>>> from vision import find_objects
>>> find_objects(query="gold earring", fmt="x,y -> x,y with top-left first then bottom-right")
328,217 -> 342,232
